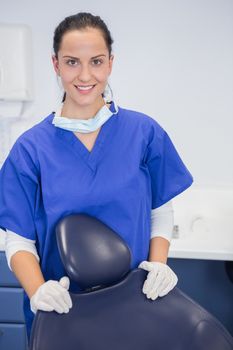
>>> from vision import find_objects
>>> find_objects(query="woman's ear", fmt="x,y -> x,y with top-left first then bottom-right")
52,55 -> 60,75
108,54 -> 114,75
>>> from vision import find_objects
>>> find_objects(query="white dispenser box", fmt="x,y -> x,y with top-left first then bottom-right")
0,23 -> 33,101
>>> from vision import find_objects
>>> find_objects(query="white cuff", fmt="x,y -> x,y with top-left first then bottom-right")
5,229 -> 40,271
150,200 -> 174,242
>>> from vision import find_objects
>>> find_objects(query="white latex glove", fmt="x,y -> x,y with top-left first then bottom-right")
138,261 -> 178,300
30,276 -> 73,314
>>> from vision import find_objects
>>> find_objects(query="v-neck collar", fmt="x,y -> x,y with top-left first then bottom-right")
50,102 -> 119,172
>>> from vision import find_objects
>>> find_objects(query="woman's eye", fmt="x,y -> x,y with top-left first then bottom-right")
92,59 -> 102,66
67,59 -> 78,66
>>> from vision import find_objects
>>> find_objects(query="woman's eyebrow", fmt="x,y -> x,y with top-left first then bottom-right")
62,55 -> 79,59
91,54 -> 106,59
62,54 -> 106,59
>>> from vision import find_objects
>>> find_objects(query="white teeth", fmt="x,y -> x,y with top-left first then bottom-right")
76,85 -> 94,90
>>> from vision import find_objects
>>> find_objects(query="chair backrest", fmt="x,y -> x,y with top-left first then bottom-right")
29,214 -> 233,350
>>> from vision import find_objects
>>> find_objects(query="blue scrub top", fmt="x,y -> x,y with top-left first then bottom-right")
0,103 -> 193,337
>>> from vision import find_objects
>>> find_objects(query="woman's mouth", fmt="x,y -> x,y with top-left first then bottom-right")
74,84 -> 96,94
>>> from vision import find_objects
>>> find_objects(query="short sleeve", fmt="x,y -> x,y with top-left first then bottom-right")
145,119 -> 193,209
0,141 -> 39,240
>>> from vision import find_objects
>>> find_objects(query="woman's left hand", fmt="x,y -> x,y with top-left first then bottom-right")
138,261 -> 178,301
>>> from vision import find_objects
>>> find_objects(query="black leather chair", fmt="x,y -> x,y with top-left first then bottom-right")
29,214 -> 233,350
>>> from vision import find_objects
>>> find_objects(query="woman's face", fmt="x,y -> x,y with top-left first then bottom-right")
52,28 -> 113,110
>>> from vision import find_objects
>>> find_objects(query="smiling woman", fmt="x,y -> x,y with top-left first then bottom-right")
52,13 -> 114,120
52,28 -> 113,118
0,12 -> 193,343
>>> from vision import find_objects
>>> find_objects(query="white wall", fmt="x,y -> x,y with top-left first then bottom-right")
0,0 -> 233,187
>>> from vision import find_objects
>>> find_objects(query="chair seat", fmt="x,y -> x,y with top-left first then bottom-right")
30,269 -> 233,350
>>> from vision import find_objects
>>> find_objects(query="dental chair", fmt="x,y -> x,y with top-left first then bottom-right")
29,214 -> 233,350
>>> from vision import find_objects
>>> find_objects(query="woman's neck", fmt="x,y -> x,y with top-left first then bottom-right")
61,97 -> 105,120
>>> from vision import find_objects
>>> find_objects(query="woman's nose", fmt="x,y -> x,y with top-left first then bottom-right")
78,64 -> 92,82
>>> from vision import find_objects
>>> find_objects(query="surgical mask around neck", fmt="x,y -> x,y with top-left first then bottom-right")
52,101 -> 118,133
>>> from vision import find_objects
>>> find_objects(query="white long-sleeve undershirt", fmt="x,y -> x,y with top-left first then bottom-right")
5,200 -> 174,271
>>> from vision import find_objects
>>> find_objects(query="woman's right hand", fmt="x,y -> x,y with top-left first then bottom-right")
30,276 -> 73,314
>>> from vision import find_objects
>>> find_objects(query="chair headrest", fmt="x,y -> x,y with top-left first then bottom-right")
56,213 -> 132,290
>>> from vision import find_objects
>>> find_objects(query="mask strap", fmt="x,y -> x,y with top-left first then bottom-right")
103,83 -> 113,103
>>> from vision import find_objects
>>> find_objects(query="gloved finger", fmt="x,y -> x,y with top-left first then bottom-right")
142,263 -> 161,293
46,282 -> 69,298
49,282 -> 72,309
142,270 -> 158,294
144,274 -> 160,300
36,300 -> 55,312
44,285 -> 70,310
138,261 -> 154,272
59,276 -> 70,290
159,273 -> 178,297
60,289 -> 73,309
158,270 -> 178,297
44,295 -> 69,314
52,294 -> 70,313
157,278 -> 171,297
156,267 -> 174,296
148,289 -> 159,301
147,268 -> 165,293
147,271 -> 166,299
59,278 -> 72,308
43,282 -> 65,297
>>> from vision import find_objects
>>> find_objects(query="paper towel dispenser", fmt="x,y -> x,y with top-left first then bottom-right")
0,23 -> 33,101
